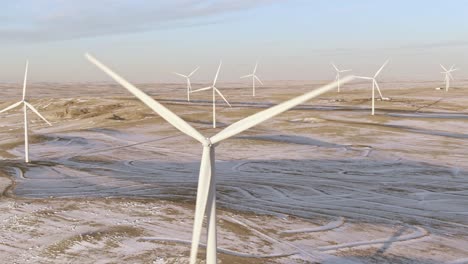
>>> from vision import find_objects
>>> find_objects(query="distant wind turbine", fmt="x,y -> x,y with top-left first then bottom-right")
331,62 -> 352,92
240,62 -> 263,96
173,67 -> 199,101
191,61 -> 231,128
85,52 -> 355,264
355,59 -> 390,115
0,61 -> 52,163
440,64 -> 458,92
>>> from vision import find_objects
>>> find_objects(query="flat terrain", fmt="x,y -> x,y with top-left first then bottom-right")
0,79 -> 467,263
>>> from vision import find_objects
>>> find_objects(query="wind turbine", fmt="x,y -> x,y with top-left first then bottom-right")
173,67 -> 199,101
190,61 -> 231,128
331,62 -> 352,92
0,61 -> 52,163
85,52 -> 355,264
240,61 -> 263,96
440,64 -> 458,92
355,60 -> 390,115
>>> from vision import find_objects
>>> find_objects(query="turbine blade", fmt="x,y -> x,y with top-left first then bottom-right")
440,64 -> 448,72
448,72 -> 454,80
340,69 -> 352,72
213,61 -> 222,86
254,75 -> 263,85
173,72 -> 187,78
374,80 -> 384,98
374,59 -> 389,78
253,62 -> 258,74
85,53 -> 206,144
188,66 -> 199,77
24,102 -> 52,126
0,101 -> 22,114
189,147 -> 213,264
240,74 -> 253,79
355,76 -> 374,80
331,62 -> 339,72
191,86 -> 212,93
23,60 -> 29,100
214,88 -> 231,107
211,75 -> 355,144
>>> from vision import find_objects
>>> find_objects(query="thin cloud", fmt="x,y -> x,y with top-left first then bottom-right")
0,0 -> 280,42
395,41 -> 468,50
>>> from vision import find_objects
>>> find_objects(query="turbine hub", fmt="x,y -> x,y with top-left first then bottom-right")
203,138 -> 213,147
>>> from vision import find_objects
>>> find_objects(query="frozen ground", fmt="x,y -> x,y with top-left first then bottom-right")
0,80 -> 467,263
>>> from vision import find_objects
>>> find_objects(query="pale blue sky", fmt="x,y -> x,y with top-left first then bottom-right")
0,0 -> 467,82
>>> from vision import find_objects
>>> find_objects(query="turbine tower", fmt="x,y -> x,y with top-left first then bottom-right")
85,52 -> 355,264
190,61 -> 231,128
440,64 -> 458,92
0,61 -> 52,163
355,59 -> 390,115
240,61 -> 263,96
173,66 -> 199,101
331,62 -> 352,92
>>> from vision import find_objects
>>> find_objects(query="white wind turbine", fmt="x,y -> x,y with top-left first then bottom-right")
173,67 -> 199,101
190,61 -> 231,128
331,62 -> 352,92
355,60 -> 390,116
240,61 -> 263,96
440,64 -> 458,92
0,61 -> 52,163
85,52 -> 355,264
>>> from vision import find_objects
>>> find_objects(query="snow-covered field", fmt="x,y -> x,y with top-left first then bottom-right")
0,80 -> 467,263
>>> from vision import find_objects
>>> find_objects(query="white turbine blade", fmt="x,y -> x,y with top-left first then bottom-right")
24,102 -> 52,126
188,66 -> 200,77
448,72 -> 454,81
331,62 -> 339,72
213,61 -> 222,86
440,64 -> 448,72
189,147 -> 213,264
214,88 -> 231,107
173,72 -> 187,78
0,101 -> 22,114
254,75 -> 263,85
211,75 -> 355,144
355,76 -> 374,80
191,86 -> 212,93
374,59 -> 389,78
22,60 -> 29,100
340,69 -> 352,72
240,74 -> 253,79
374,80 -> 384,99
449,65 -> 455,71
85,53 -> 206,144
253,62 -> 258,74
